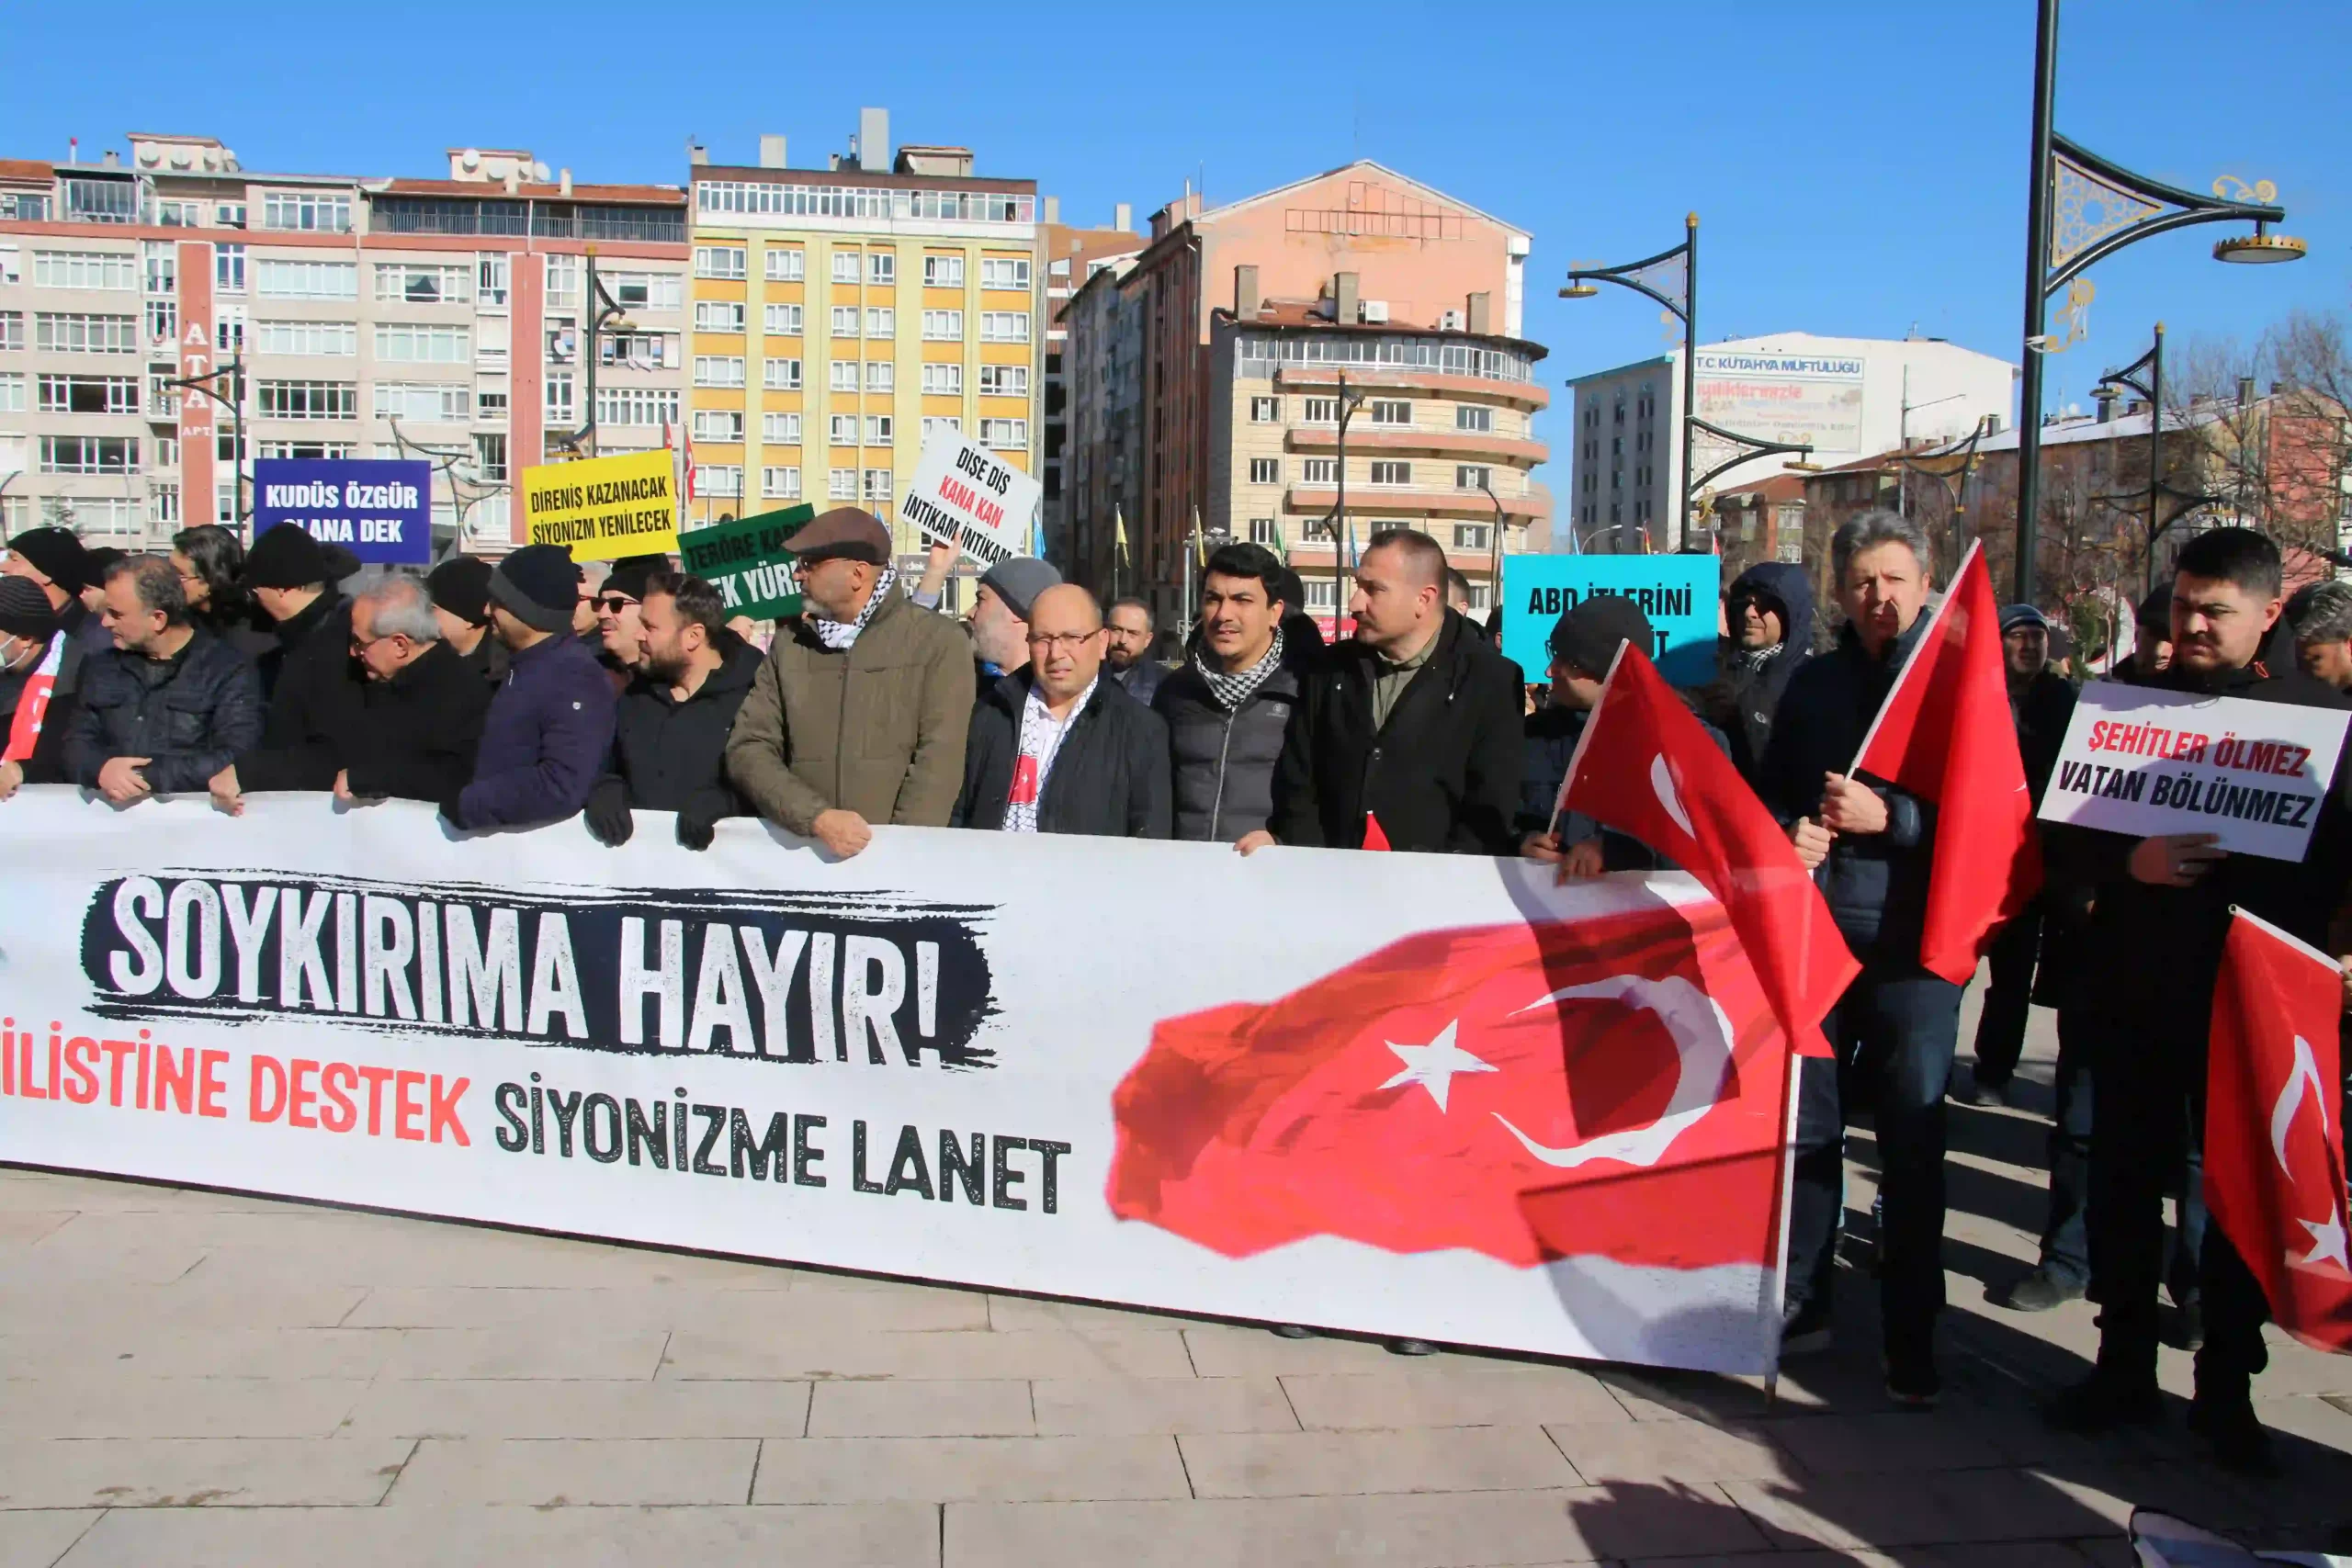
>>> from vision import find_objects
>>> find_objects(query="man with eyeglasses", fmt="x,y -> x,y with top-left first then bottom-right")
322,574 -> 492,810
728,508 -> 974,860
952,582 -> 1170,838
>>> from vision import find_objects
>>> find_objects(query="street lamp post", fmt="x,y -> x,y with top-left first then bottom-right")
1895,417 -> 1991,581
163,349 -> 247,538
2090,322 -> 2215,598
569,246 -> 635,458
2009,0 -> 2302,604
1475,474 -> 1508,618
1318,373 -> 1367,633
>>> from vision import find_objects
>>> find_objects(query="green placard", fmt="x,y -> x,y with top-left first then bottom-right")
677,504 -> 814,620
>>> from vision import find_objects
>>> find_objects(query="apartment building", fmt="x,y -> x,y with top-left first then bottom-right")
1037,202 -> 1145,559
684,109 -> 1044,563
1062,161 -> 1543,624
1062,255 -> 1146,592
0,134 -> 687,554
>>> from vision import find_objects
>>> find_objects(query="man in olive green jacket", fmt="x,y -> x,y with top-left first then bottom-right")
725,509 -> 976,858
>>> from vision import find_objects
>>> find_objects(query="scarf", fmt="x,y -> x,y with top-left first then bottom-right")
808,566 -> 898,650
1195,628 -> 1285,713
1736,643 -> 1777,673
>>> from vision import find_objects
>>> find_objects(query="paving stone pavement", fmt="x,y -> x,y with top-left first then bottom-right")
4,994 -> 2349,1566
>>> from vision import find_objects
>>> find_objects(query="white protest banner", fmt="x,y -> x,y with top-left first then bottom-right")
0,791 -> 1798,1376
2039,681 -> 2350,860
899,430 -> 1042,569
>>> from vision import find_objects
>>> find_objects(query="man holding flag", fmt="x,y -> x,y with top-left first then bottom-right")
2044,527 -> 2352,1471
0,576 -> 73,798
1757,511 -> 2036,1406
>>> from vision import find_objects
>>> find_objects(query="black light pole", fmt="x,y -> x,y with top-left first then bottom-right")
1321,373 -> 1366,630
2092,323 -> 2214,598
2009,0 -> 2301,605
1563,214 -> 1694,552
570,246 -> 632,457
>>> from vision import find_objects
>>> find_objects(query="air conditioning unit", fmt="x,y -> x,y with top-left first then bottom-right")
1359,299 -> 1390,324
1439,309 -> 1464,331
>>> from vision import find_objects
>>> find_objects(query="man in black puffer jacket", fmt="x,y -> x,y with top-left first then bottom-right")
1156,542 -> 1306,843
210,523 -> 363,810
586,572 -> 762,852
954,583 -> 1170,838
1718,558 -> 1816,784
1758,510 -> 1952,1407
2042,528 -> 2352,1472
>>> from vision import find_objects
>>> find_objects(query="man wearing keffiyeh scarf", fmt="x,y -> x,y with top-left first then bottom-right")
1155,541 -> 1307,844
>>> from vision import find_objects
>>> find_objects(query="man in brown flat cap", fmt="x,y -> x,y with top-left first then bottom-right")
725,507 -> 974,858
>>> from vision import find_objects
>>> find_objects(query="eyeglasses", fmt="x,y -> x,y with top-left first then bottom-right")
594,594 -> 639,614
1025,629 -> 1102,652
350,631 -> 405,655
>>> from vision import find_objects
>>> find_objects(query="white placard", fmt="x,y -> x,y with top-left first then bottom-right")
897,430 -> 1043,569
0,789 -> 1796,1376
2037,681 -> 2349,861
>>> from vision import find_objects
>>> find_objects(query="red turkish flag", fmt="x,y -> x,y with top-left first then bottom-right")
1362,811 -> 1392,852
1851,540 -> 2041,985
1557,645 -> 1856,1058
1106,899 -> 1791,1271
2207,909 -> 2352,1353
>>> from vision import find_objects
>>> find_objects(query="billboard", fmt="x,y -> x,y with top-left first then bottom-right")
1693,351 -> 1867,457
251,459 -> 433,566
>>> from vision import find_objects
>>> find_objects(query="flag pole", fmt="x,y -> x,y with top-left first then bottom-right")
1845,536 -> 1984,777
1546,639 -> 1630,840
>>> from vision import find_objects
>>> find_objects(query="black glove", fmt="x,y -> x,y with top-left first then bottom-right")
675,787 -> 734,852
583,776 -> 634,846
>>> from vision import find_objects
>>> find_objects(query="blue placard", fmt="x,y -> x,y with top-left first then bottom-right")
1501,554 -> 1721,687
253,459 -> 433,566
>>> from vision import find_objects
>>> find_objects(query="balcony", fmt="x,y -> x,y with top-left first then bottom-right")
1283,483 -> 1553,525
1275,363 -> 1550,412
1284,425 -> 1548,467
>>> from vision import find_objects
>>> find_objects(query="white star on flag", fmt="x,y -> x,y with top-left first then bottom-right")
1380,1021 -> 1498,1113
2297,1209 -> 2351,1274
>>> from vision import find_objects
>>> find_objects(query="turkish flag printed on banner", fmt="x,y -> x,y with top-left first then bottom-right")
2206,908 -> 2352,1352
1557,645 -> 1856,1058
1850,540 -> 2041,985
1107,899 -> 1792,1271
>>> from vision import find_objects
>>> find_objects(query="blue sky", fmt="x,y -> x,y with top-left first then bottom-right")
7,0 -> 2345,415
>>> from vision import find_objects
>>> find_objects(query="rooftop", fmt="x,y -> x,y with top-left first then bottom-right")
1218,297 -> 1546,359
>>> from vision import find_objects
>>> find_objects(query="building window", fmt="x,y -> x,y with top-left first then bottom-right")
763,357 -> 804,390
1453,523 -> 1491,552
374,323 -> 469,363
923,254 -> 965,288
1302,397 -> 1339,423
254,259 -> 356,301
39,435 -> 141,475
1456,404 -> 1494,433
868,253 -> 896,285
1369,460 -> 1412,486
979,311 -> 1030,344
258,439 -> 356,461
865,415 -> 893,445
543,254 -> 580,310
214,306 -> 246,354
764,248 -> 806,282
594,387 -> 678,427
215,243 -> 246,294
829,360 -> 860,392
865,361 -> 894,392
1367,400 -> 1412,426
695,300 -> 746,333
603,272 -> 681,310
256,191 -> 351,233
831,252 -> 861,284
151,483 -> 180,525
701,465 -> 742,497
762,412 -> 802,444
37,374 -> 140,414
371,382 -> 466,423
828,413 -> 859,446
763,303 -> 803,336
978,418 -> 1026,450
472,433 -> 508,484
1464,582 -> 1492,612
254,320 -> 356,356
1248,457 -> 1280,485
256,379 -> 357,421
0,374 -> 21,413
980,257 -> 1031,291
830,306 -> 860,337
922,363 -> 964,396
375,262 -> 469,304
143,297 -> 176,344
762,466 -> 802,499
694,245 -> 747,280
1250,396 -> 1280,423
865,307 -> 895,338
1455,464 -> 1493,491
922,415 -> 962,442
32,251 -> 138,290
477,381 -> 508,421
829,467 -> 857,500
978,364 -> 1029,398
1303,578 -> 1336,610
544,372 -> 575,425
694,355 -> 746,388
1777,534 -> 1804,564
34,312 -> 140,355
863,467 -> 893,502
1249,517 -> 1279,546
692,410 -> 744,443
1301,457 -> 1336,485
922,310 -> 964,341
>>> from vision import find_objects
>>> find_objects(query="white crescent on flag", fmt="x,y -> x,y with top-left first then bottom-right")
1492,975 -> 1735,1169
1649,752 -> 1695,839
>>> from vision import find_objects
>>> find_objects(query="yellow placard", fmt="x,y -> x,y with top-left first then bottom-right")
520,449 -> 679,562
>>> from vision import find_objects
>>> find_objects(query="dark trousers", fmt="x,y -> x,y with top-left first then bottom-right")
2039,1010 -> 2206,1296
1784,963 -> 1964,1362
2079,1013 -> 2267,1397
1970,902 -> 2043,1088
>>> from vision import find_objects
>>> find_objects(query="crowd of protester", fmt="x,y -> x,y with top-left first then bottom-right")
4,502 -> 2348,1472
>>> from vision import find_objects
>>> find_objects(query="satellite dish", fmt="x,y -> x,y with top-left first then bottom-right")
459,148 -> 481,170
533,162 -> 551,183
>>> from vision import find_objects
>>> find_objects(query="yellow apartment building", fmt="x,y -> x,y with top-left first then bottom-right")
684,112 -> 1042,566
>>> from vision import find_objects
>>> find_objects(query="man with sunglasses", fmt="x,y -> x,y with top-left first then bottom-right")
951,582 -> 1170,838
592,555 -> 668,681
1716,560 -> 1815,784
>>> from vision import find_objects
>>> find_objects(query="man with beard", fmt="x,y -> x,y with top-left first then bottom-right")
1154,543 -> 1300,843
586,571 -> 761,851
1104,596 -> 1166,705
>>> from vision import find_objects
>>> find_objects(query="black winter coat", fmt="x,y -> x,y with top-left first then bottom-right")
238,593 -> 366,792
339,641 -> 494,803
1718,560 -> 1817,784
1758,615 -> 1936,964
952,671 -> 1172,838
2043,625 -> 2352,1042
1154,650 -> 1306,843
608,637 -> 763,811
65,629 -> 264,794
1517,700 -> 1733,872
1269,610 -> 1523,855
1,624 -> 90,785
2011,668 -> 2077,807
